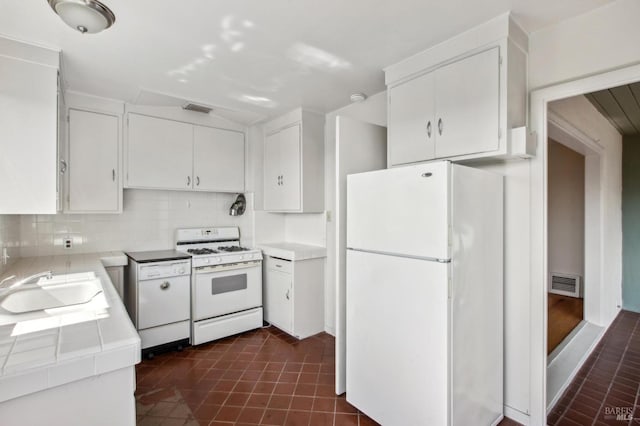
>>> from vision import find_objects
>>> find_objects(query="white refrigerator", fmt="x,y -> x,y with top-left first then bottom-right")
346,160 -> 504,426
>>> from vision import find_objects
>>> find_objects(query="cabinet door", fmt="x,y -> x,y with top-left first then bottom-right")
0,55 -> 58,214
127,114 -> 193,190
434,47 -> 500,158
265,269 -> 293,334
68,109 -> 120,212
388,72 -> 436,166
264,131 -> 283,210
278,124 -> 302,211
193,125 -> 245,192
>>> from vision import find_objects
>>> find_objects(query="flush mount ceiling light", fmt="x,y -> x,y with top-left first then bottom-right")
350,93 -> 367,103
47,0 -> 116,34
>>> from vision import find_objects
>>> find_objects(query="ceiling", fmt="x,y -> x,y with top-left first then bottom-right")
0,0 -> 614,124
586,83 -> 640,136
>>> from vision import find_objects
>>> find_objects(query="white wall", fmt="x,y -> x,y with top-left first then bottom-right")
17,190 -> 255,256
324,91 -> 387,334
548,140 -> 585,284
529,0 -> 640,90
548,96 -> 622,325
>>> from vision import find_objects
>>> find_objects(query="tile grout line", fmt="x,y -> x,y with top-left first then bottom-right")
591,315 -> 639,426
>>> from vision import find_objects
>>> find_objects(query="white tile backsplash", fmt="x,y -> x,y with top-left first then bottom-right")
16,189 -> 254,257
0,214 -> 20,274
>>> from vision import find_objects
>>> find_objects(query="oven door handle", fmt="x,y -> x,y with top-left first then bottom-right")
195,260 -> 261,274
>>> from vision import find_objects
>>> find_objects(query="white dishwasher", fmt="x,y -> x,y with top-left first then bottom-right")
125,250 -> 192,358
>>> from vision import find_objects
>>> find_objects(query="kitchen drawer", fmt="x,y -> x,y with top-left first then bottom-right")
138,275 -> 190,329
265,256 -> 293,274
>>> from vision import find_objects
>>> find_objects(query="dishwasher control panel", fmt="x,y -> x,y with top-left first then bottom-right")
138,259 -> 191,280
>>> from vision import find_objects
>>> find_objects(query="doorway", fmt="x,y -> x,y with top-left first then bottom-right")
546,138 -> 585,356
530,64 -> 637,424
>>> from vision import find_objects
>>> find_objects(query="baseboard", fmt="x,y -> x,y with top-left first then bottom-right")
546,322 -> 606,411
504,406 -> 530,425
324,325 -> 336,336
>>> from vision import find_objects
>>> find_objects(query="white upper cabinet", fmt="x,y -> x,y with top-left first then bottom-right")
385,14 -> 528,165
388,70 -> 436,165
126,113 -> 245,193
433,47 -> 500,158
264,124 -> 302,211
0,39 -> 60,214
263,109 -> 324,213
193,125 -> 244,193
127,114 -> 193,190
264,129 -> 285,210
67,109 -> 121,213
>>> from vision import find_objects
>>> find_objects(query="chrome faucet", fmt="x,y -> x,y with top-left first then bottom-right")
0,271 -> 53,291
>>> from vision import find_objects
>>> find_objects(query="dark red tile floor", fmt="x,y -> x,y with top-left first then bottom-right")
547,310 -> 640,426
135,325 -> 521,425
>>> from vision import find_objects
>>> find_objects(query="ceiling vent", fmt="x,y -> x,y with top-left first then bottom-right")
182,103 -> 213,114
549,273 -> 581,298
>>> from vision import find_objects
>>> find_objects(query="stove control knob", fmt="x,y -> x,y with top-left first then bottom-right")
239,255 -> 244,260
204,259 -> 210,264
216,257 -> 222,262
178,268 -> 185,274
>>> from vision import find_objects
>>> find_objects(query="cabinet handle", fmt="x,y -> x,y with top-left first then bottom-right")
286,289 -> 290,300
112,169 -> 116,181
275,264 -> 282,268
187,176 -> 191,186
59,159 -> 67,175
160,281 -> 170,290
426,121 -> 432,138
281,175 -> 284,186
438,118 -> 443,136
196,176 -> 200,186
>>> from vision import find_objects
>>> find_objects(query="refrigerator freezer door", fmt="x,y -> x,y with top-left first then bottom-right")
346,161 -> 449,260
346,249 -> 449,425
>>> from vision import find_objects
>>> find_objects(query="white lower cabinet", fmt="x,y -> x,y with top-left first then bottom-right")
105,266 -> 124,300
67,109 -> 121,212
263,255 -> 324,339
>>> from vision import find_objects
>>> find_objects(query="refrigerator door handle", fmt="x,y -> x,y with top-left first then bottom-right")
346,247 -> 451,263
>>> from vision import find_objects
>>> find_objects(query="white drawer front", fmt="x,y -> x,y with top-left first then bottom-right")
138,275 -> 190,329
265,256 -> 293,274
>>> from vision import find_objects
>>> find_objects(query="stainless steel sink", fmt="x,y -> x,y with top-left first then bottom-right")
0,272 -> 104,314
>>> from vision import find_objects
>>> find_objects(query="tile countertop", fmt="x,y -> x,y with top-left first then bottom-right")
0,252 -> 140,403
257,242 -> 327,261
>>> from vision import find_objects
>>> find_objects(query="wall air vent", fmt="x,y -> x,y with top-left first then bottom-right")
182,103 -> 213,114
549,273 -> 581,298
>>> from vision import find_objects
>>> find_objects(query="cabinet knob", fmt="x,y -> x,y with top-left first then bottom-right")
426,121 -> 432,138
196,176 -> 200,186
112,169 -> 116,181
160,281 -> 170,290
187,176 -> 191,186
438,118 -> 443,136
286,289 -> 290,300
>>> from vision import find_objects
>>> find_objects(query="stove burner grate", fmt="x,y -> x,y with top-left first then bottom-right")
187,248 -> 219,255
218,246 -> 250,252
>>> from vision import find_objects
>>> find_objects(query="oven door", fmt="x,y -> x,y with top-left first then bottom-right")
192,260 -> 262,321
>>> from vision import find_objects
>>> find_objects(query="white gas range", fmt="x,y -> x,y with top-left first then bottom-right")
175,227 -> 263,345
